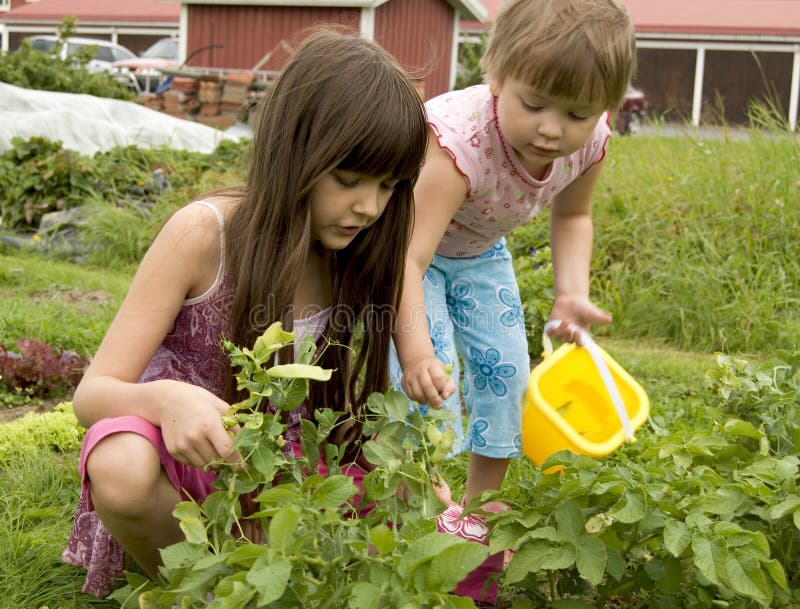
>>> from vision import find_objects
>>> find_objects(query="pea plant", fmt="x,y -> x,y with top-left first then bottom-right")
111,322 -> 488,609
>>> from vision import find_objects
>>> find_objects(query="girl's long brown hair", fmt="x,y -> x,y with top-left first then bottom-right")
224,29 -> 427,451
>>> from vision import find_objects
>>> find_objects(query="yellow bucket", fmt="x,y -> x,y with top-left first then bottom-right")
522,329 -> 649,467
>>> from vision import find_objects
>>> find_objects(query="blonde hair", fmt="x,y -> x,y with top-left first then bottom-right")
481,0 -> 636,110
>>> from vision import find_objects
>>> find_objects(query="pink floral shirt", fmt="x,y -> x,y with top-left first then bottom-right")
427,84 -> 611,258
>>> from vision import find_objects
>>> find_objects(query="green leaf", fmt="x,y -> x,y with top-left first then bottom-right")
607,489 -> 647,523
425,542 -> 489,591
691,535 -> 727,586
268,506 -> 299,553
246,555 -> 292,606
249,444 -> 276,479
209,575 -> 256,609
506,540 -> 576,584
179,516 -> 208,545
252,322 -> 295,361
664,519 -> 693,557
266,363 -> 332,381
254,484 -> 301,507
362,437 -> 403,467
348,582 -> 382,609
311,475 -> 358,511
605,547 -> 625,581
554,502 -> 584,543
159,541 -> 209,569
769,494 -> 800,519
173,501 -> 203,521
369,524 -> 398,555
397,532 -> 465,579
724,550 -> 771,606
723,418 -> 764,439
575,535 -> 606,585
383,390 -> 412,421
698,486 -> 745,515
762,558 -> 789,592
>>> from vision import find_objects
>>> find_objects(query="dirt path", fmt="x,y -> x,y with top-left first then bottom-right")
0,393 -> 71,423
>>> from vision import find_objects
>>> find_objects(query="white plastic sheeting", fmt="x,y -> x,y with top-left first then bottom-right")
0,82 -> 237,155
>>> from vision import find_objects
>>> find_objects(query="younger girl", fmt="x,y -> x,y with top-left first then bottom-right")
394,0 -> 636,503
62,29 -> 427,596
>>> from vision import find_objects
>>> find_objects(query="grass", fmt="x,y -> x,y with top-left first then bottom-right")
0,118 -> 798,606
0,250 -> 132,357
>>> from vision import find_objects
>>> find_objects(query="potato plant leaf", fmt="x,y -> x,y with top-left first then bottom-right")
246,555 -> 292,606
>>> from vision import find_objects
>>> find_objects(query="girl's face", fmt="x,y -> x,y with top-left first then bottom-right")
309,169 -> 397,250
490,76 -> 606,179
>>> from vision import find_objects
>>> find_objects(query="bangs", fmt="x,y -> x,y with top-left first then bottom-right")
337,94 -> 427,182
521,44 -> 611,108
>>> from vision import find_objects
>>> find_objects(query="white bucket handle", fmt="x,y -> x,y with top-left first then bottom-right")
543,320 -> 635,443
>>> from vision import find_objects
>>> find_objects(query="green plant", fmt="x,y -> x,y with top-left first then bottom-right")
484,347 -> 800,608
0,402 -> 84,467
0,137 -> 97,229
0,16 -> 134,100
455,33 -> 487,90
113,323 -> 488,609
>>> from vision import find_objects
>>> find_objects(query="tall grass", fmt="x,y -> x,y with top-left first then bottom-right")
0,449 -> 112,607
509,118 -> 800,355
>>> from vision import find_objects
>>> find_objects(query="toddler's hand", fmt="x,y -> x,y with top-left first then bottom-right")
548,296 -> 612,343
401,357 -> 456,408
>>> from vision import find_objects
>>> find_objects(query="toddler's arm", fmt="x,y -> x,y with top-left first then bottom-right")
72,204 -> 238,469
547,161 -> 612,343
395,132 -> 467,407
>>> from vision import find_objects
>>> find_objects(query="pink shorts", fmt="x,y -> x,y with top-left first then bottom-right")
78,416 -> 218,509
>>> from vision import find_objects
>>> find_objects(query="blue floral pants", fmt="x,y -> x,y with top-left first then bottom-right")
391,238 -> 528,458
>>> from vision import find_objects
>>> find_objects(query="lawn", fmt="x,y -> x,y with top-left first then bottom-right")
0,122 -> 798,608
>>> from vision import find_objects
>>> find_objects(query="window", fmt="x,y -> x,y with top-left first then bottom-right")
29,38 -> 56,52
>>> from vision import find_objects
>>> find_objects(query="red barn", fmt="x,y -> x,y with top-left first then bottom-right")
179,0 -> 486,99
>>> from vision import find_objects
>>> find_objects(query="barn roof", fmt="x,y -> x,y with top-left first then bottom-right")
464,0 -> 800,38
1,0 -> 180,23
625,0 -> 800,38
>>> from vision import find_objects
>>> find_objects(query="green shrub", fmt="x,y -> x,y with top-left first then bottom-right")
0,17 -> 134,101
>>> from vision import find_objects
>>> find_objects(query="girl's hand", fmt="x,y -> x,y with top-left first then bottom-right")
401,358 -> 456,408
156,380 -> 242,470
547,295 -> 612,343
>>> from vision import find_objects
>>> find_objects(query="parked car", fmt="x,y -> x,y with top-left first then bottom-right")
616,85 -> 647,135
111,37 -> 180,94
25,35 -> 136,73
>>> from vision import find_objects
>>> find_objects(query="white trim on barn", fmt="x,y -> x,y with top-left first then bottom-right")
179,3 -> 189,65
0,21 -> 178,52
637,34 -> 800,130
449,8 -> 459,91
360,6 -> 375,39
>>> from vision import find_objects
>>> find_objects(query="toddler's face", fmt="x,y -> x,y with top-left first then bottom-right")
490,77 -> 605,179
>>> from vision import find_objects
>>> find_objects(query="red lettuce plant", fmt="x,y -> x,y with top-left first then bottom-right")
0,338 -> 89,396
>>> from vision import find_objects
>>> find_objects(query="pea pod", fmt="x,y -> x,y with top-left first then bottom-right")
425,422 -> 444,445
443,362 -> 454,377
430,426 -> 456,465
